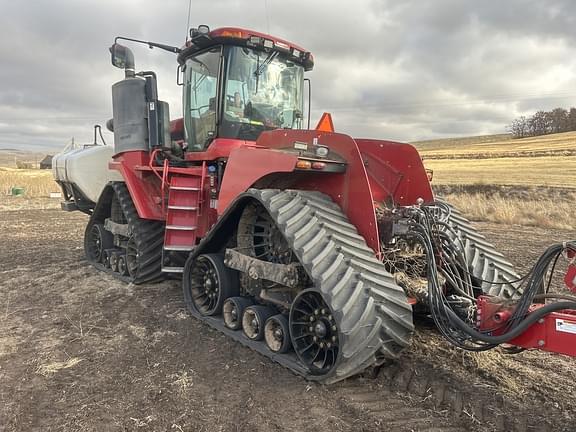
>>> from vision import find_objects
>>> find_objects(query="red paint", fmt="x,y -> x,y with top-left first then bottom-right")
164,176 -> 203,249
217,147 -> 298,214
110,129 -> 432,256
170,117 -> 184,141
184,138 -> 256,161
508,307 -> 576,357
255,129 -> 381,252
355,139 -> 434,205
565,265 -> 576,292
204,27 -> 309,55
477,296 -> 576,357
109,151 -> 164,220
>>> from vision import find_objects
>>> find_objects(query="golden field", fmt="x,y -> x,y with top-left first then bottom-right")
424,155 -> 576,187
412,131 -> 575,188
0,167 -> 60,198
412,131 -> 575,229
414,130 -> 576,157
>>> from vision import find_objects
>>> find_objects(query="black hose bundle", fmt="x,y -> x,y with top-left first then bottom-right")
406,203 -> 576,351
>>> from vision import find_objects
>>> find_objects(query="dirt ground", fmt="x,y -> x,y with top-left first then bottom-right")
1,206 -> 575,431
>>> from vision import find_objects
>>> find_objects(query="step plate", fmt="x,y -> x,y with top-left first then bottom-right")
162,266 -> 184,273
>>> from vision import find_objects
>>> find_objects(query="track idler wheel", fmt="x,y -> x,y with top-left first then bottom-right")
117,255 -> 128,276
184,254 -> 239,317
85,223 -> 113,264
223,297 -> 254,330
109,252 -> 119,272
103,250 -> 111,268
290,289 -> 339,375
265,314 -> 292,353
242,305 -> 276,341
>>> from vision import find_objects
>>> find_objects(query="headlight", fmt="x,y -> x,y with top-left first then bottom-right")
315,146 -> 329,158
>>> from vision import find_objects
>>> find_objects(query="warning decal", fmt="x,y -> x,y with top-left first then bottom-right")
556,319 -> 576,335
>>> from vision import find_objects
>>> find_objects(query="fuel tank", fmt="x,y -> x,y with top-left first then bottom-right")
52,144 -> 123,203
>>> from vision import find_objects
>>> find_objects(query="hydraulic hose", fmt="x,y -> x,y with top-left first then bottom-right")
447,301 -> 576,344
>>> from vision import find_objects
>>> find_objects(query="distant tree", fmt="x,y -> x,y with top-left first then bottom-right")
527,111 -> 550,136
507,116 -> 528,138
568,108 -> 576,131
549,107 -> 569,133
508,106 -> 576,138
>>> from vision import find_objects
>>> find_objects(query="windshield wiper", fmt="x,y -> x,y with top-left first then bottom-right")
255,51 -> 278,76
253,51 -> 278,94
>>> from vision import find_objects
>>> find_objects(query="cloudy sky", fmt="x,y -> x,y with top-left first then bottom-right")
1,0 -> 576,151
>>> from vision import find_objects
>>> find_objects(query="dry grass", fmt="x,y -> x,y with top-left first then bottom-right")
442,191 -> 575,230
424,155 -> 576,187
36,357 -> 83,376
0,168 -> 59,198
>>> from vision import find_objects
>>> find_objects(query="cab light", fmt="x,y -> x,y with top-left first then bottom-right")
312,162 -> 326,170
263,39 -> 274,49
248,35 -> 262,45
274,41 -> 290,51
221,30 -> 244,38
292,48 -> 301,58
198,25 -> 210,35
296,160 -> 312,169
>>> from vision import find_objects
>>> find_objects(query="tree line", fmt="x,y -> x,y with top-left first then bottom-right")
507,107 -> 576,138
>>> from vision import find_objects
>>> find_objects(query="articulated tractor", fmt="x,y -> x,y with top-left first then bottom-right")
53,25 -> 576,383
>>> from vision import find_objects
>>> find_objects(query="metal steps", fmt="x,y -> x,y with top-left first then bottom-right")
162,175 -> 203,273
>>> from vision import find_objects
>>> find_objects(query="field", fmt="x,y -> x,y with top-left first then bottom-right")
1,207 -> 575,431
0,133 -> 575,431
414,131 -> 576,157
413,131 -> 576,188
423,156 -> 576,187
0,168 -> 60,198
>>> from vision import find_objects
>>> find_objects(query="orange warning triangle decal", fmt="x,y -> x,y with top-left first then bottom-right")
315,112 -> 334,132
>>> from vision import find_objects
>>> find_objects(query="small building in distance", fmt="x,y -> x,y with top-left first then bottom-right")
39,155 -> 53,170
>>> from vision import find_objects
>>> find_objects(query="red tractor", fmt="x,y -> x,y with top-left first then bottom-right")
54,25 -> 576,383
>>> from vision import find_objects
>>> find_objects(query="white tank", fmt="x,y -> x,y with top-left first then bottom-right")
52,144 -> 123,203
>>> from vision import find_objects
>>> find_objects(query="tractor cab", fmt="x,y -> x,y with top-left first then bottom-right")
177,26 -> 314,152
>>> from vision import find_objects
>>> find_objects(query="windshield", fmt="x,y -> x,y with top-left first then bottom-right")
221,46 -> 304,141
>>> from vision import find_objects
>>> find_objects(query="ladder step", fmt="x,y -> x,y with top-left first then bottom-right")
162,266 -> 184,273
163,245 -> 194,251
168,205 -> 198,211
170,186 -> 200,191
166,225 -> 198,231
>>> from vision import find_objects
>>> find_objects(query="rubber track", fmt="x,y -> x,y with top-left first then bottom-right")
437,198 -> 521,299
250,189 -> 414,383
111,182 -> 165,285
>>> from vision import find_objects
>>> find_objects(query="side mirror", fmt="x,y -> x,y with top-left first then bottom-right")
109,43 -> 135,77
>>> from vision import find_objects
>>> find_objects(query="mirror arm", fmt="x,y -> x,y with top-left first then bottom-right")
114,36 -> 181,54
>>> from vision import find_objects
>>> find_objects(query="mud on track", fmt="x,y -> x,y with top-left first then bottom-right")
0,208 -> 574,431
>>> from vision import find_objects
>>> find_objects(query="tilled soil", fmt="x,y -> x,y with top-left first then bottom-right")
0,208 -> 574,431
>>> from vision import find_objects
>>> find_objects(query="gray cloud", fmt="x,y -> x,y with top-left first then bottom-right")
1,0 -> 576,151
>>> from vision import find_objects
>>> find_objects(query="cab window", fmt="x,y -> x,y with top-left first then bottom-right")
184,47 -> 221,150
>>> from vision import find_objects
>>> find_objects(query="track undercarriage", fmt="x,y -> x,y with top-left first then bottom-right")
178,188 -> 526,382
84,184 -> 573,383
184,189 -> 414,383
84,182 -> 165,284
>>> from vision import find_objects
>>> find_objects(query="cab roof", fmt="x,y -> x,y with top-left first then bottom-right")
178,26 -> 314,71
